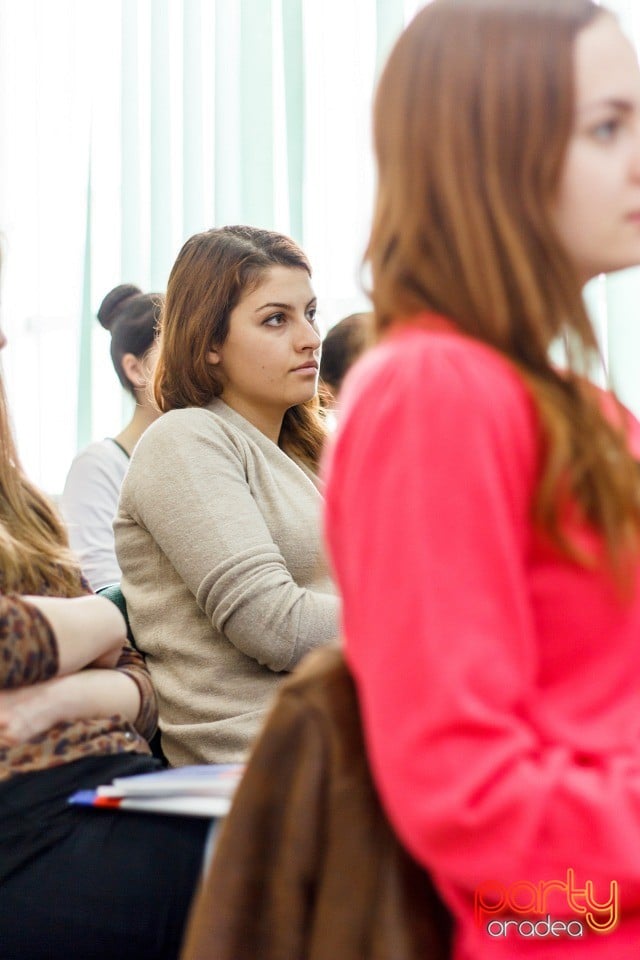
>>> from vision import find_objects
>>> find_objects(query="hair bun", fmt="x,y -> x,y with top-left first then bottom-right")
97,283 -> 142,331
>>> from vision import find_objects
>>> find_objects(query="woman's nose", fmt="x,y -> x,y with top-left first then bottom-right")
295,318 -> 321,351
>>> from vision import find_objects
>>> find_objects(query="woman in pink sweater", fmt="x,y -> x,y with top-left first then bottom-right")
324,1 -> 640,957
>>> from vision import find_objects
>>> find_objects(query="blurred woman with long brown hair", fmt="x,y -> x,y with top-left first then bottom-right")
0,281 -> 212,958
115,225 -> 339,767
324,1 -> 640,956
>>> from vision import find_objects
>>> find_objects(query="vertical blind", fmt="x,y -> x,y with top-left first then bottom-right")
0,0 -> 639,492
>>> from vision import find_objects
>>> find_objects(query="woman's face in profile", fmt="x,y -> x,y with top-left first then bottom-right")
206,265 -> 322,431
554,14 -> 640,283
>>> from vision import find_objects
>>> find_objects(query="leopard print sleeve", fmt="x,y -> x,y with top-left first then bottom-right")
115,642 -> 158,741
0,594 -> 58,689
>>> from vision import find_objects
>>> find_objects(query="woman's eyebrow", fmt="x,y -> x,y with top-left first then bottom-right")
578,97 -> 635,118
254,296 -> 317,313
254,301 -> 291,312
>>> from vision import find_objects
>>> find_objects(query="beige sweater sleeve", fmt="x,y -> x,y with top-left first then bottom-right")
116,409 -> 338,672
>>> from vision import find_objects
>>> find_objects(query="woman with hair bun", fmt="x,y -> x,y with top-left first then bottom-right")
61,284 -> 161,591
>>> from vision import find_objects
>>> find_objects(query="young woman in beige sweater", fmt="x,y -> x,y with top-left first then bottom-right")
115,226 -> 339,766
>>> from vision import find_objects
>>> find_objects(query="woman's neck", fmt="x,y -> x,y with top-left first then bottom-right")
218,395 -> 284,446
114,403 -> 160,457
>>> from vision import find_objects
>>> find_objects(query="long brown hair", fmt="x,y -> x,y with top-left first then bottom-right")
367,0 -> 640,572
154,225 -> 327,471
0,378 -> 84,596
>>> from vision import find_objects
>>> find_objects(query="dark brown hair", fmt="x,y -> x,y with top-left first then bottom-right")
98,284 -> 162,397
154,225 -> 326,470
367,0 -> 640,573
320,312 -> 373,397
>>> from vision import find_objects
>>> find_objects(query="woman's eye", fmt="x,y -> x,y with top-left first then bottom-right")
263,313 -> 286,326
591,118 -> 622,142
307,308 -> 317,325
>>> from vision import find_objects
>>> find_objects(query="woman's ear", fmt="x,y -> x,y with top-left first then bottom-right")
121,352 -> 147,389
206,348 -> 221,365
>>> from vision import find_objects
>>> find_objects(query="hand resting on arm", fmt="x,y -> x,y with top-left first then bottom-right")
0,593 -> 149,747
23,593 -> 127,672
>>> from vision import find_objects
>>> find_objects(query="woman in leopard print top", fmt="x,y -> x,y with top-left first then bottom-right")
0,589 -> 157,779
0,304 -> 211,960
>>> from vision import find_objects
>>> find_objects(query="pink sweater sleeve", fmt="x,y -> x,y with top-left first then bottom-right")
324,330 -> 640,906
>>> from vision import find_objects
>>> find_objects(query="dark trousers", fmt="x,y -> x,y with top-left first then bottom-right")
0,757 -> 210,960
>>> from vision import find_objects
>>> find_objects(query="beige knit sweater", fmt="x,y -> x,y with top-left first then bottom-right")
114,399 -> 339,766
